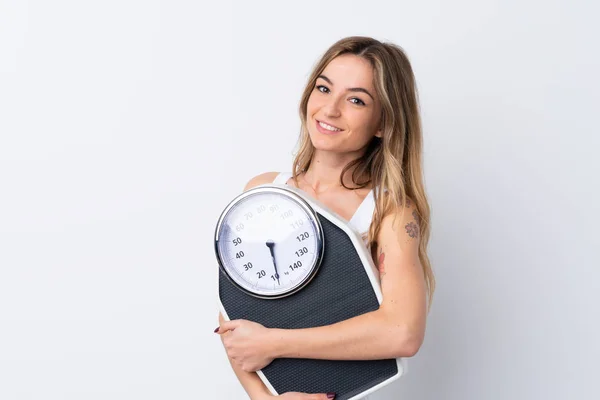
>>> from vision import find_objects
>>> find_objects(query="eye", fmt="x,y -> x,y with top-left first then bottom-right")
315,85 -> 329,93
350,98 -> 366,106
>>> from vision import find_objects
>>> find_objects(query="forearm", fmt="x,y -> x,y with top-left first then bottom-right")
271,309 -> 418,361
224,349 -> 272,400
219,313 -> 272,400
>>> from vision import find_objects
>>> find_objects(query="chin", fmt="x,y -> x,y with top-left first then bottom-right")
308,132 -> 341,152
312,143 -> 346,154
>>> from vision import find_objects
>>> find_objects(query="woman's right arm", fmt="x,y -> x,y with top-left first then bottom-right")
218,313 -> 335,400
219,312 -> 273,400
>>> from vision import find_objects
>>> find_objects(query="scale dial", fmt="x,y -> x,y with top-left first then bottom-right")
215,185 -> 324,299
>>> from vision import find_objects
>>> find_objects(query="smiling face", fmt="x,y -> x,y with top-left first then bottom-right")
306,54 -> 383,153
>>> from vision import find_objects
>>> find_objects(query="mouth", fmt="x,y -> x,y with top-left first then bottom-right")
315,119 -> 343,134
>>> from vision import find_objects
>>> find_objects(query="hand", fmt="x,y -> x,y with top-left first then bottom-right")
216,319 -> 275,372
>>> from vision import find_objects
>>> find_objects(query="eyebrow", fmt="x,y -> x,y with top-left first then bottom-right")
317,74 -> 375,101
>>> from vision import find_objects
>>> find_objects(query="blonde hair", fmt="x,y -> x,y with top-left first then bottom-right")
291,36 -> 435,308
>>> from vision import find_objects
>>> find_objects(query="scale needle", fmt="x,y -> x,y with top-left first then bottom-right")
265,240 -> 280,285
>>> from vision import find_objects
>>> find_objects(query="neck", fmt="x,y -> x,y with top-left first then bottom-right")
302,149 -> 364,193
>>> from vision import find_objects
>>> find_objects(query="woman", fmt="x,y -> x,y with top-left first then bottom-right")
216,36 -> 435,400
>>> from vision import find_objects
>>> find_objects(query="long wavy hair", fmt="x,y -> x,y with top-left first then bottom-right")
291,36 -> 435,308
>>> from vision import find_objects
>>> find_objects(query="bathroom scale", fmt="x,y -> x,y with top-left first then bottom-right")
215,184 -> 405,400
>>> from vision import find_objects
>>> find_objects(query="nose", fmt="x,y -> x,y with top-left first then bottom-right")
323,96 -> 342,118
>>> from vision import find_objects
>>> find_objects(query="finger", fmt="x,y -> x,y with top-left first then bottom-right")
293,392 -> 335,400
215,319 -> 242,334
306,394 -> 334,400
316,393 -> 336,400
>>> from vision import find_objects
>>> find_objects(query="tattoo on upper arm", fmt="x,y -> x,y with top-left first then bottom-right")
405,209 -> 421,239
412,210 -> 420,225
405,222 -> 419,238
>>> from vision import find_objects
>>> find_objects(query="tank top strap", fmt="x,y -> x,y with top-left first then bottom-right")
272,172 -> 293,185
348,186 -> 388,238
349,189 -> 376,236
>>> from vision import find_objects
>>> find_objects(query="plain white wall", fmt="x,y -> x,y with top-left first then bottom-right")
1,0 -> 598,399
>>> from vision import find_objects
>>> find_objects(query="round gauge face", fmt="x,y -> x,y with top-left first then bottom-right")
215,186 -> 324,299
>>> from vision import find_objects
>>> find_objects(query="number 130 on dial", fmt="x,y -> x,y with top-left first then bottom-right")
215,186 -> 325,299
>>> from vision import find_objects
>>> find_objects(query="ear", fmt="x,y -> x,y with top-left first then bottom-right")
375,127 -> 383,138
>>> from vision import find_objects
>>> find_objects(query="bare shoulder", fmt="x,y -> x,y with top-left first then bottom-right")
243,171 -> 280,191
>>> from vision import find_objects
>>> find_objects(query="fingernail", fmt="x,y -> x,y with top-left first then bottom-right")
327,393 -> 336,399
214,327 -> 219,333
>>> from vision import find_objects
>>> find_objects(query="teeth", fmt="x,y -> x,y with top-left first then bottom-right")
319,121 -> 341,132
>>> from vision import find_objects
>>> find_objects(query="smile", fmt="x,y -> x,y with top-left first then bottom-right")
316,120 -> 342,132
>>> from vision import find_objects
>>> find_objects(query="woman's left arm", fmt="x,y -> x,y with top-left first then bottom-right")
217,202 -> 427,371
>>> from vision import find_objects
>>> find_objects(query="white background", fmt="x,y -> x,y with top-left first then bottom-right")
1,1 -> 598,399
